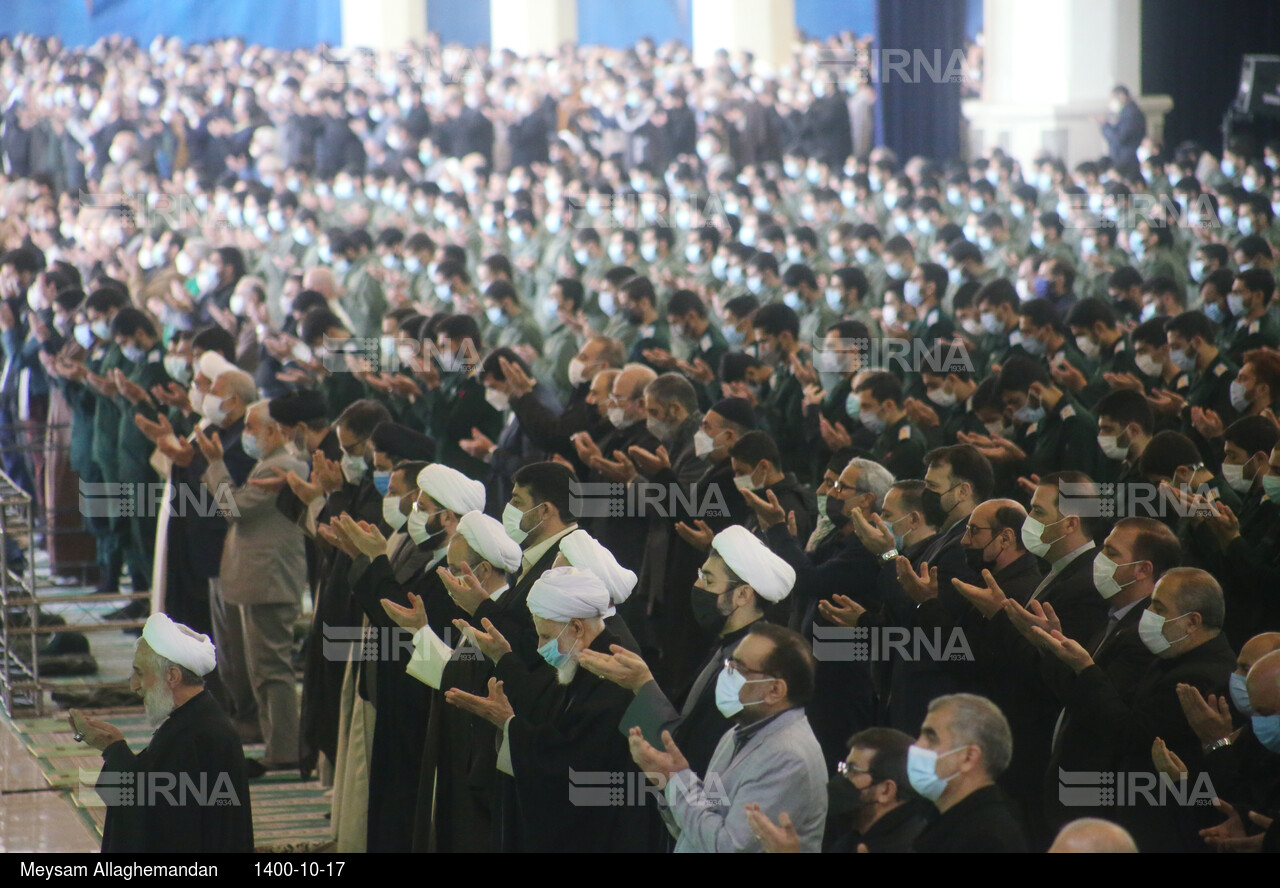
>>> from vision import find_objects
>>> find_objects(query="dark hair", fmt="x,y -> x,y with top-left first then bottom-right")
1039,470 -> 1100,539
846,727 -> 919,802
1095,389 -> 1155,435
1224,414 -> 1280,458
747,622 -> 815,707
925,444 -> 994,501
109,307 -> 155,339
855,371 -> 903,406
554,278 -> 585,310
1164,310 -> 1214,345
752,303 -> 800,338
1238,268 -> 1276,304
512,461 -> 577,524
1067,297 -> 1118,330
337,399 -> 392,439
729,430 -> 781,468
300,309 -> 346,345
1137,430 -> 1201,479
1114,516 -> 1182,579
191,326 -> 237,362
997,355 -> 1049,393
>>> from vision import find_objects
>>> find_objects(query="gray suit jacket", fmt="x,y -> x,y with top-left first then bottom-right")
663,707 -> 828,853
206,445 -> 310,606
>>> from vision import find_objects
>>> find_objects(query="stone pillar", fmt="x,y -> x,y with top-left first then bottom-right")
490,0 -> 577,57
692,0 -> 796,73
341,0 -> 428,50
962,0 -> 1172,165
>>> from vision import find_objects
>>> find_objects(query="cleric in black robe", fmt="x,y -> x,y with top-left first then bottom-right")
447,567 -> 654,853
71,613 -> 252,853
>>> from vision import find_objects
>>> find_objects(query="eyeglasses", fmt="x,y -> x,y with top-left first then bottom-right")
964,524 -> 994,536
723,658 -> 773,680
836,760 -> 871,778
829,480 -> 858,495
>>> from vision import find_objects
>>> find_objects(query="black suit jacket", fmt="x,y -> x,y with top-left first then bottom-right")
913,784 -> 1029,853
474,539 -> 566,668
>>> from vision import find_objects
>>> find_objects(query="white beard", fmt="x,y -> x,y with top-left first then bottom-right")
143,682 -> 177,727
556,657 -> 580,686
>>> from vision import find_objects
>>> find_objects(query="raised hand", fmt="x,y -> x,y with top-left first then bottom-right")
1174,682 -> 1235,746
674,519 -> 715,551
951,569 -> 1009,619
338,514 -> 387,559
497,356 -> 536,396
740,488 -> 787,530
438,562 -> 492,615
627,444 -> 671,476
744,804 -> 801,853
817,593 -> 866,628
628,727 -> 691,785
897,558 -> 938,603
380,591 -> 427,631
444,677 -> 514,727
193,426 -> 224,463
450,617 -> 512,663
577,644 -> 655,692
819,415 -> 853,450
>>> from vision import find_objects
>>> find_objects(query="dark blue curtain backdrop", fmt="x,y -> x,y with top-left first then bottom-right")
0,0 -> 341,49
874,0 -> 965,160
1140,0 -> 1280,152
795,0 -> 875,39
430,0 -> 491,46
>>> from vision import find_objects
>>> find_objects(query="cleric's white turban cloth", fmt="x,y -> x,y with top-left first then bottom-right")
710,525 -> 796,603
142,613 -> 217,675
457,510 -> 523,572
197,350 -> 236,382
417,464 -> 486,515
527,567 -> 610,623
558,529 -> 636,612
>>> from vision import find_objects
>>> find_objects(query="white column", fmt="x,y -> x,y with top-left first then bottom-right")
490,0 -> 577,57
341,0 -> 427,50
963,0 -> 1172,165
692,0 -> 796,73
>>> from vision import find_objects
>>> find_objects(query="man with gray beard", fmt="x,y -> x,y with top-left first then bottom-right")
69,614 -> 253,853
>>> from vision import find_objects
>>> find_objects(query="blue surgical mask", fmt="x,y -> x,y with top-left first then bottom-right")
1252,713 -> 1280,753
906,745 -> 965,802
122,343 -> 146,363
1227,294 -> 1246,317
888,514 -> 913,550
1262,474 -> 1280,504
845,391 -> 861,420
1014,403 -> 1045,425
723,324 -> 745,346
1229,672 -> 1254,715
1204,301 -> 1225,324
714,666 -> 771,718
1170,348 -> 1197,373
485,306 -> 507,327
372,470 -> 391,496
538,624 -> 577,670
241,432 -> 263,460
861,408 -> 886,435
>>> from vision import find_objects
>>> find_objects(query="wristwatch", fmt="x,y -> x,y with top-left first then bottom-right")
1203,737 -> 1232,754
881,548 -> 899,562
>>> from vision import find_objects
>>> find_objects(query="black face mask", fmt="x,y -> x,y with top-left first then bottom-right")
964,543 -> 995,574
827,775 -> 867,819
690,586 -> 732,634
825,493 -> 851,527
920,488 -> 949,528
625,308 -> 646,327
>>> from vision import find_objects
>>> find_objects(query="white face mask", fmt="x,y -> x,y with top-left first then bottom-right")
1097,433 -> 1129,461
1220,461 -> 1251,493
1092,552 -> 1140,599
1134,352 -> 1163,377
1138,608 -> 1191,655
485,387 -> 511,412
1020,515 -> 1065,558
382,494 -> 408,531
202,394 -> 228,426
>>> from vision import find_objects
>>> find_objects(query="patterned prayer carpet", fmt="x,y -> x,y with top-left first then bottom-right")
3,709 -> 334,852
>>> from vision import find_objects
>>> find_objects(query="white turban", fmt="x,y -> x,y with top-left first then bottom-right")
527,566 -> 610,623
558,529 -> 636,612
197,350 -> 235,382
710,525 -> 795,604
457,510 -> 522,572
417,464 -> 485,515
142,613 -> 217,676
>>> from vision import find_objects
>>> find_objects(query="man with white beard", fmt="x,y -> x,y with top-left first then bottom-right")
447,567 -> 655,852
69,613 -> 253,853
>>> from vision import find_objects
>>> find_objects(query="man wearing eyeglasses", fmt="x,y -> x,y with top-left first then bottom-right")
629,622 -> 828,852
745,727 -> 929,853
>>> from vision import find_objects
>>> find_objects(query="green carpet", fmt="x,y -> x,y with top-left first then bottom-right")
4,709 -> 333,852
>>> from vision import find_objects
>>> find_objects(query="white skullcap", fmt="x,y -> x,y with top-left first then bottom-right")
527,566 -> 610,623
197,350 -> 235,381
558,529 -> 636,611
416,464 -> 486,515
142,613 -> 217,676
457,510 -> 522,572
710,525 -> 795,604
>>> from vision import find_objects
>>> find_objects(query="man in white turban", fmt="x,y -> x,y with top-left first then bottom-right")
580,523 -> 794,779
552,528 -> 642,652
380,510 -> 519,853
444,567 -> 652,852
68,614 -> 253,853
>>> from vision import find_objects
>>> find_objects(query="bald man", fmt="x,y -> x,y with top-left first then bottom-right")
1049,818 -> 1138,852
1186,634 -> 1280,828
568,364 -> 661,580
